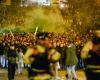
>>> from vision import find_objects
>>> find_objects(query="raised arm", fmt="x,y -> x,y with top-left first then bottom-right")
23,48 -> 34,64
81,41 -> 93,59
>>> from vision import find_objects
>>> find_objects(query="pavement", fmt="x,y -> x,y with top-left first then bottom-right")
0,68 -> 86,80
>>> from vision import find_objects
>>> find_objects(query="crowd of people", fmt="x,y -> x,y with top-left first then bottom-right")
0,29 -> 93,51
0,30 -> 93,69
0,29 -> 99,80
0,30 -> 93,65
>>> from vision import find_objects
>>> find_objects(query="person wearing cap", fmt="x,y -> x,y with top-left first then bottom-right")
23,39 -> 61,80
7,45 -> 18,80
81,30 -> 100,80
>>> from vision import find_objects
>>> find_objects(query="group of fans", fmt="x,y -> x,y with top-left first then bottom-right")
0,29 -> 100,80
0,29 -> 93,51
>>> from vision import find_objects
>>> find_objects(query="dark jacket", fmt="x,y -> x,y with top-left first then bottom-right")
7,49 -> 18,64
